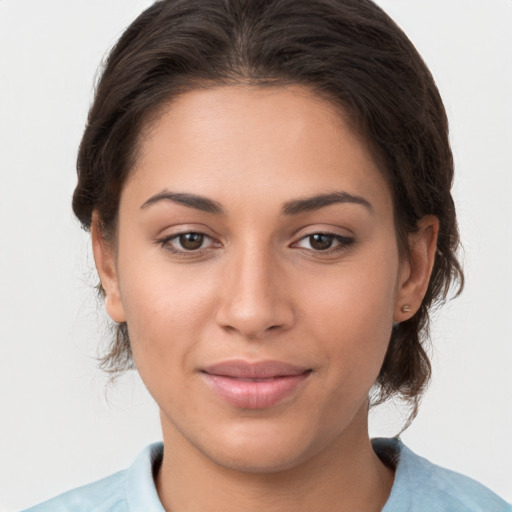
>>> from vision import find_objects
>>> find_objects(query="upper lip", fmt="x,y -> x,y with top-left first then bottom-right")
202,360 -> 310,379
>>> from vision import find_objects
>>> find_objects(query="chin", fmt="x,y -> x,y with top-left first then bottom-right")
195,420 -> 329,475
209,444 -> 309,475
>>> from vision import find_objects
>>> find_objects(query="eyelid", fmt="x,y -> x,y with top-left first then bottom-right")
153,222 -> 221,240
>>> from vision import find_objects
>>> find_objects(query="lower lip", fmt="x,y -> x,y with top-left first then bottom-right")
202,372 -> 311,409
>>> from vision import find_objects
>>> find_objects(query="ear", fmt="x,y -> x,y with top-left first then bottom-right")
394,215 -> 439,322
91,212 -> 126,323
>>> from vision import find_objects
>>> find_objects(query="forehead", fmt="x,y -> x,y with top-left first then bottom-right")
126,85 -> 392,216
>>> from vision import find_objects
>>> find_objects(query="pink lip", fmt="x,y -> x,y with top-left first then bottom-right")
201,360 -> 311,409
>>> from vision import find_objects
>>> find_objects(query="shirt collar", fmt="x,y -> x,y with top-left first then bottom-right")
125,442 -> 165,511
373,437 -> 413,512
126,438 -> 411,511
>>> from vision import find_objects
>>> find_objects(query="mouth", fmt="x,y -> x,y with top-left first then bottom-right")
201,360 -> 312,409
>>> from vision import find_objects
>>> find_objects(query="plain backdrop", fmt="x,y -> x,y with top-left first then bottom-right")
1,0 -> 511,510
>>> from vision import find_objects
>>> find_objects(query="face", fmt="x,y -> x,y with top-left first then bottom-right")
95,85 -> 426,473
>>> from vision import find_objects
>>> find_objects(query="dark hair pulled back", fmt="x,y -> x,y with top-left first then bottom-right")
73,0 -> 463,420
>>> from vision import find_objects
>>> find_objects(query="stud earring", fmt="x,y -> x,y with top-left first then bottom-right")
401,304 -> 411,313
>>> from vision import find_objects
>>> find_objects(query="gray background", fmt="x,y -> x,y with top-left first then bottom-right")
1,0 -> 511,509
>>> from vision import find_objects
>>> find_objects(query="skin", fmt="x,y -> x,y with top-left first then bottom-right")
93,85 -> 438,512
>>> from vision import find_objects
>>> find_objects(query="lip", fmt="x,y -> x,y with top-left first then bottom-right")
201,360 -> 312,409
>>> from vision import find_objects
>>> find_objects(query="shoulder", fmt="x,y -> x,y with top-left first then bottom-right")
373,438 -> 511,512
21,443 -> 165,512
20,470 -> 128,512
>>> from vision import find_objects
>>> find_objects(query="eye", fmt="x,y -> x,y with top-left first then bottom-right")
176,232 -> 207,250
157,231 -> 217,253
294,233 -> 354,252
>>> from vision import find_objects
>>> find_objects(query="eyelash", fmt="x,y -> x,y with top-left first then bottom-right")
292,232 -> 355,254
155,231 -> 355,257
155,232 -> 218,257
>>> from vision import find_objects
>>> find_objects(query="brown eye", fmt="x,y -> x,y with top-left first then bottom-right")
309,234 -> 334,250
179,233 -> 205,250
157,231 -> 220,255
294,232 -> 355,253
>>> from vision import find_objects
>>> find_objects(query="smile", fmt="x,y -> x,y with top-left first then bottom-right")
201,360 -> 312,409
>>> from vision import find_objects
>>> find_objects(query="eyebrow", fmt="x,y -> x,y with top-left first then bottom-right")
140,190 -> 373,216
140,191 -> 224,214
282,192 -> 373,215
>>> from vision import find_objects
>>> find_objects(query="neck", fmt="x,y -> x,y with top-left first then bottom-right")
155,407 -> 394,512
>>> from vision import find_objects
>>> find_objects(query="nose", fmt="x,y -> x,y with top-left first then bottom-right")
215,243 -> 295,340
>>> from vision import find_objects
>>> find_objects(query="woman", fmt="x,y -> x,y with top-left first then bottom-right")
19,0 -> 511,510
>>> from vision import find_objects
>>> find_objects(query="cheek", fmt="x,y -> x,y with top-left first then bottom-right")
116,253 -> 216,365
301,254 -> 398,381
306,256 -> 397,329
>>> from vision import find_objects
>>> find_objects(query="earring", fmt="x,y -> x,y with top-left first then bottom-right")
401,304 -> 411,313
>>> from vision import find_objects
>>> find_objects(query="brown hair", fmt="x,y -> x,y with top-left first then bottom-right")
73,0 -> 463,420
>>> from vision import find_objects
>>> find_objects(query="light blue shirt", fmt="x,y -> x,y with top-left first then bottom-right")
22,438 -> 511,511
